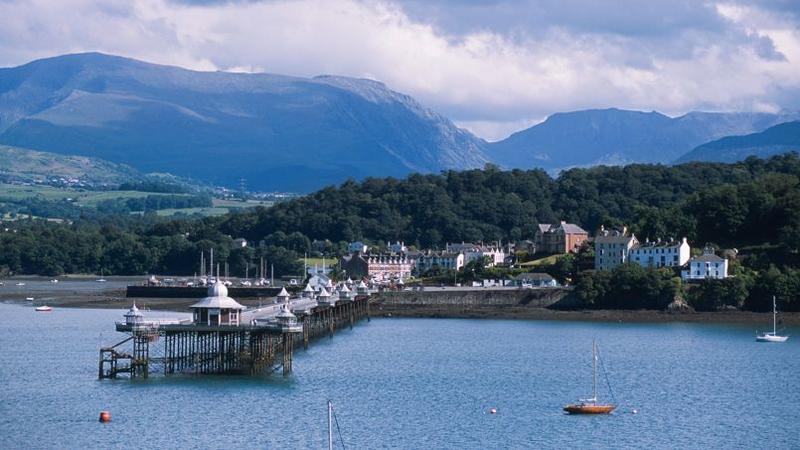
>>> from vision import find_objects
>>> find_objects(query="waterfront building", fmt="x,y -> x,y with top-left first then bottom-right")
445,242 -> 506,266
629,237 -> 691,269
594,226 -> 638,271
682,247 -> 729,280
189,281 -> 245,326
340,253 -> 413,281
515,272 -> 558,287
415,251 -> 465,274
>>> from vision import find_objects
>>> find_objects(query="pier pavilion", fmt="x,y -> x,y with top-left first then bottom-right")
99,280 -> 370,380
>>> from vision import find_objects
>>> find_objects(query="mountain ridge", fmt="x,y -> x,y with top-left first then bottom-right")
0,52 -> 489,191
489,107 -> 800,171
676,121 -> 800,163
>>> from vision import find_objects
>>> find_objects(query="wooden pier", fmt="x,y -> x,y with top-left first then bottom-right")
98,295 -> 370,379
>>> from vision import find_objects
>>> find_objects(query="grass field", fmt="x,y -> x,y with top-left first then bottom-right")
0,183 -> 181,206
518,254 -> 560,267
0,183 -> 274,217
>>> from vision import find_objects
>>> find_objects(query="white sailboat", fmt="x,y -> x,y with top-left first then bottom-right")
756,296 -> 789,342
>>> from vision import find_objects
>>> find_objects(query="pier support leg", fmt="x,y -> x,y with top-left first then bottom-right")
282,333 -> 293,376
303,317 -> 309,350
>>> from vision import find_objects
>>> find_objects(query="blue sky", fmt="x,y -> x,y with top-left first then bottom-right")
1,0 -> 799,140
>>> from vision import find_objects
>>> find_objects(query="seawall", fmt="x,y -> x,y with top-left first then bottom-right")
372,287 -> 581,318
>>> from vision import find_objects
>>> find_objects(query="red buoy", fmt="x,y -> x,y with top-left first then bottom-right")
99,411 -> 111,423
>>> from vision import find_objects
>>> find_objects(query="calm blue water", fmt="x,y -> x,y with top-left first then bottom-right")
0,302 -> 798,449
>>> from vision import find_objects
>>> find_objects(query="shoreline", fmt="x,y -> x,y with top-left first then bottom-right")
2,278 -> 796,326
4,294 -> 798,326
370,304 -> 800,325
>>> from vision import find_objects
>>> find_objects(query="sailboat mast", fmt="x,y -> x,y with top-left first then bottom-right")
328,400 -> 333,450
773,295 -> 777,335
592,340 -> 597,402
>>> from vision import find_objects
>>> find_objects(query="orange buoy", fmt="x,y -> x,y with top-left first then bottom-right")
99,411 -> 111,423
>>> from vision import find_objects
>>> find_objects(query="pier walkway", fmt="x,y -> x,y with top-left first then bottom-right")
99,290 -> 370,380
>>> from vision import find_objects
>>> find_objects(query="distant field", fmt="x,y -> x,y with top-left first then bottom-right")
212,198 -> 274,209
0,183 -> 274,217
0,183 -> 178,206
154,207 -> 230,217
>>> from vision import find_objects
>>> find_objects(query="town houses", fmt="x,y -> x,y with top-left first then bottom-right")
327,221 -> 730,288
629,237 -> 691,269
445,242 -> 506,266
340,252 -> 414,281
593,226 -> 729,282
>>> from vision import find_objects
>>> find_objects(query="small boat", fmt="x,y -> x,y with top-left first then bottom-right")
564,340 -> 616,415
25,297 -> 34,301
0,281 -> 5,286
16,282 -> 26,286
96,278 -> 107,283
757,296 -> 789,342
35,305 -> 52,312
50,279 -> 59,283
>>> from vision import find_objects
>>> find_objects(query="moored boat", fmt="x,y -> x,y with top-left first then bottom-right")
35,305 -> 53,312
756,296 -> 789,342
564,340 -> 616,415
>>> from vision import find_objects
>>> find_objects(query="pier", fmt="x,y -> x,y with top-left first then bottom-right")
99,282 -> 370,379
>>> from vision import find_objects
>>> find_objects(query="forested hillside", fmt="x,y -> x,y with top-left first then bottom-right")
1,154 -> 799,280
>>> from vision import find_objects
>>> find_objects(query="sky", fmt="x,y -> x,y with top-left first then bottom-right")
1,0 -> 799,141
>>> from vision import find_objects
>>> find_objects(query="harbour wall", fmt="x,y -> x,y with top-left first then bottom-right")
372,287 -> 581,312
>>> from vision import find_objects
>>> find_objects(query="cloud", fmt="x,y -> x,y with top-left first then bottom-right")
0,0 -> 798,140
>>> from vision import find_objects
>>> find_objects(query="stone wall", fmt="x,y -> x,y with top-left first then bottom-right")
373,287 -> 580,309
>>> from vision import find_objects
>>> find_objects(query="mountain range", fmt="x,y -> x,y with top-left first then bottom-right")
0,53 -> 798,191
0,53 -> 487,191
676,121 -> 800,163
488,108 -> 800,171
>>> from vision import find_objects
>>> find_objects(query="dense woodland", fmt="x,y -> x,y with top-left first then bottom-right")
1,153 -> 799,310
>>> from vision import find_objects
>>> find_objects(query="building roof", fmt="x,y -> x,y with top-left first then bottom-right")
277,287 -> 290,298
559,223 -> 588,234
537,224 -> 552,233
190,281 -> 245,310
317,287 -> 331,298
691,253 -> 725,263
594,231 -> 636,245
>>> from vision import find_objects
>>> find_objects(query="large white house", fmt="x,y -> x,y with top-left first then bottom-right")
682,247 -> 729,280
445,242 -> 506,266
594,227 -> 638,271
629,237 -> 691,269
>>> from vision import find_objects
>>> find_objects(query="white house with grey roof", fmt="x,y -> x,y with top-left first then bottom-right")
594,226 -> 638,271
682,247 -> 729,280
629,237 -> 691,269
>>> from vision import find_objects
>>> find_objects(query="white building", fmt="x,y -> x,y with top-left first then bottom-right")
415,251 -> 465,274
682,247 -> 729,280
629,237 -> 691,269
445,242 -> 506,267
594,227 -> 638,271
